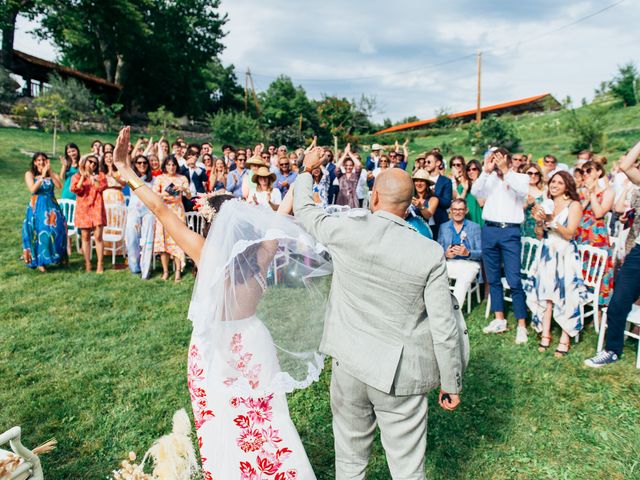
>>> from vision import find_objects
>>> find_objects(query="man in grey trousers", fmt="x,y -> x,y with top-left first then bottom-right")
293,147 -> 464,479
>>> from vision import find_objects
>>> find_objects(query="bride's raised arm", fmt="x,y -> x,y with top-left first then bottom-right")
113,126 -> 206,265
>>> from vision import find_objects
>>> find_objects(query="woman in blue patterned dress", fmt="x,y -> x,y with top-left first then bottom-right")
22,152 -> 68,271
524,172 -> 588,357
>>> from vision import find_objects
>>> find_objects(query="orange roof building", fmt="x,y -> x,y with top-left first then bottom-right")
375,93 -> 560,135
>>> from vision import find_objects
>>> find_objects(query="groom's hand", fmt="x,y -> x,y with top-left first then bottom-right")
438,390 -> 461,411
302,147 -> 324,172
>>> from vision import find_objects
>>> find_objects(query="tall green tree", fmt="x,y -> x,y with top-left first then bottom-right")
259,75 -> 319,135
0,0 -> 39,67
609,63 -> 639,107
36,0 -> 229,116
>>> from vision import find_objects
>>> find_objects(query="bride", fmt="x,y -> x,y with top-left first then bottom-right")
113,127 -> 331,479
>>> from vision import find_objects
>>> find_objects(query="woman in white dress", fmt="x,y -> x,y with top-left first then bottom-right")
248,166 -> 282,210
113,128 -> 330,480
524,171 -> 588,357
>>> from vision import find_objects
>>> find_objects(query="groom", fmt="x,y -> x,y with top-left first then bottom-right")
293,147 -> 463,479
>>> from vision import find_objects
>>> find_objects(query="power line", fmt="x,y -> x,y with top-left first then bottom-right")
233,0 -> 625,86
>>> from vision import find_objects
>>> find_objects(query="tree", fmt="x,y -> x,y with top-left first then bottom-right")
565,107 -> 605,153
609,63 -> 639,107
148,106 -> 178,137
33,74 -> 95,129
204,58 -> 244,113
37,0 -> 229,116
209,110 -> 263,146
0,64 -> 20,102
258,76 -> 319,135
0,0 -> 40,67
316,95 -> 356,144
465,115 -> 521,153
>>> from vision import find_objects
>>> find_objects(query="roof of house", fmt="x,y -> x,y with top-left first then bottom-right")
375,93 -> 559,135
10,50 -> 122,91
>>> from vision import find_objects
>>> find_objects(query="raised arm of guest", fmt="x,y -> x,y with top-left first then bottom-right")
619,139 -> 640,185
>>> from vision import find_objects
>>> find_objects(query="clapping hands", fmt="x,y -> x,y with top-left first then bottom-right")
114,126 -> 131,171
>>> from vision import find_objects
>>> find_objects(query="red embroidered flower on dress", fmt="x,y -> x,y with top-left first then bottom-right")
237,429 -> 265,452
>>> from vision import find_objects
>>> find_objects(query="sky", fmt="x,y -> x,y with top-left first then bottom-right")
13,0 -> 640,123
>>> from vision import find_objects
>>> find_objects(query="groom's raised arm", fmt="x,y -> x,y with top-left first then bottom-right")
293,172 -> 342,246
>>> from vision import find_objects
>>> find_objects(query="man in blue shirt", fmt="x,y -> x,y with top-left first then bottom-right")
275,157 -> 297,196
437,198 -> 482,309
226,153 -> 248,197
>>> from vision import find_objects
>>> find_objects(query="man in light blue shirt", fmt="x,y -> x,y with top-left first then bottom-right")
226,153 -> 248,197
437,198 -> 482,309
275,157 -> 297,196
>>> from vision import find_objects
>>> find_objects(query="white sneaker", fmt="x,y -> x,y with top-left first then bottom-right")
515,326 -> 528,344
483,319 -> 507,334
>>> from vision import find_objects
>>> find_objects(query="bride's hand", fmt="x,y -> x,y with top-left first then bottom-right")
114,126 -> 131,171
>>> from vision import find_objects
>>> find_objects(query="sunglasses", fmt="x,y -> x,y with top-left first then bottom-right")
452,163 -> 463,168
467,166 -> 479,171
585,167 -> 594,174
136,161 -> 149,165
543,159 -> 556,164
512,157 -> 525,162
237,158 -> 246,162
451,208 -> 466,213
86,160 -> 97,165
527,171 -> 540,177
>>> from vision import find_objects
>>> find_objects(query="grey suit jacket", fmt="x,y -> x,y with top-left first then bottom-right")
293,173 -> 463,395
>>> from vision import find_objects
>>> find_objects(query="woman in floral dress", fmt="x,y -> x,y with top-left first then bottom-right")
22,152 -> 68,271
575,161 -> 615,308
71,155 -> 107,273
153,156 -> 190,281
524,172 -> 588,357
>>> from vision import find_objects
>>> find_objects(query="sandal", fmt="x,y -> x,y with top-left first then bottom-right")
554,342 -> 570,358
538,335 -> 552,353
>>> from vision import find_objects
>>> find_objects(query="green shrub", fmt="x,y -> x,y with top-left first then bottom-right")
209,110 -> 263,146
148,106 -> 177,137
565,107 -> 606,153
33,74 -> 95,130
10,100 -> 37,128
465,115 -> 521,153
0,65 -> 20,104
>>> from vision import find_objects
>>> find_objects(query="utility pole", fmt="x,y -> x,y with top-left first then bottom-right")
244,69 -> 249,113
246,68 -> 261,117
476,51 -> 482,123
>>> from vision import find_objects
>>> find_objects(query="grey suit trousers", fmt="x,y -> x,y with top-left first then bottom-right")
331,359 -> 428,480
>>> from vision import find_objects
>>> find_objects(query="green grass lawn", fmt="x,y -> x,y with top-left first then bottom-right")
1,127 -> 640,479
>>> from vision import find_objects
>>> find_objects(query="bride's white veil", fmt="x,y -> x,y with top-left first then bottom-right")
188,199 -> 332,396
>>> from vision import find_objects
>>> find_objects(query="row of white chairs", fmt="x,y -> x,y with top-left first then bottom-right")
483,238 -> 609,339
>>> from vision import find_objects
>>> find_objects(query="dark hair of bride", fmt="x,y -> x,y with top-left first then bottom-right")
201,194 -> 234,237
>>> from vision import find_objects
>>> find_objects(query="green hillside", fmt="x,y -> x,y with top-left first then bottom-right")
403,103 -> 640,167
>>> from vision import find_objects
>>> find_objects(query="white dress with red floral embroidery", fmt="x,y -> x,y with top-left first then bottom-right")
188,315 -> 316,480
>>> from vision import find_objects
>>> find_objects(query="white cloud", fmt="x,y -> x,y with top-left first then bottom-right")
12,1 -> 640,123
359,38 -> 377,55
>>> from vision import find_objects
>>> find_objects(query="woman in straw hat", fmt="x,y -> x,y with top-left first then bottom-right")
242,144 -> 267,200
250,166 -> 282,210
411,169 -> 438,223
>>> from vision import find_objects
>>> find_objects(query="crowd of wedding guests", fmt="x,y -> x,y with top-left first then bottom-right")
21,133 -> 640,368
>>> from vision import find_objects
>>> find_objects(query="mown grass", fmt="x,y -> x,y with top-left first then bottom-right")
1,127 -> 640,479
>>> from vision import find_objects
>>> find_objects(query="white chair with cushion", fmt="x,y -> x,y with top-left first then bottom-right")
0,427 -> 43,480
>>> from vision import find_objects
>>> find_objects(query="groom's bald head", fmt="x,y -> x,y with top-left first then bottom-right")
371,168 -> 413,217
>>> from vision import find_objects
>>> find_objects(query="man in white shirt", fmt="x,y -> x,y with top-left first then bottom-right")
471,148 -> 530,344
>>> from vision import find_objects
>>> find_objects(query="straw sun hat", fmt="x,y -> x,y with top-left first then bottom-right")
251,166 -> 276,184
